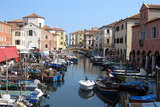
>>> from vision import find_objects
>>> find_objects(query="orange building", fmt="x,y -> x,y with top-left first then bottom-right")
0,21 -> 12,46
41,29 -> 58,51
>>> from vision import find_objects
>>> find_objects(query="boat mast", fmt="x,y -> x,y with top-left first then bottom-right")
6,57 -> 8,94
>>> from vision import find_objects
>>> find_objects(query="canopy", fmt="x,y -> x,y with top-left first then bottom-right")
0,46 -> 19,62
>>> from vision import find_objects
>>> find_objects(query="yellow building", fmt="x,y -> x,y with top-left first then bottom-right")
70,30 -> 84,47
53,28 -> 66,50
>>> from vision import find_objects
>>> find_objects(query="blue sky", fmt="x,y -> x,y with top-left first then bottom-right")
0,0 -> 160,34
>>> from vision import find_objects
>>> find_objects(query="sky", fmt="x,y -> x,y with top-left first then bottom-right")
0,0 -> 160,35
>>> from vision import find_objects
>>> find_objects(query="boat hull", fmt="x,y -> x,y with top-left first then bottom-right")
79,80 -> 95,91
95,81 -> 119,95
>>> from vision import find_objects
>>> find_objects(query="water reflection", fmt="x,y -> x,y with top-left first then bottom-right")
38,54 -> 132,107
78,88 -> 95,99
95,90 -> 119,107
43,81 -> 65,93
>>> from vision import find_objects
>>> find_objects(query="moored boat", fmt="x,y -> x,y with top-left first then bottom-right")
95,80 -> 119,94
130,94 -> 160,103
68,55 -> 78,63
79,77 -> 95,91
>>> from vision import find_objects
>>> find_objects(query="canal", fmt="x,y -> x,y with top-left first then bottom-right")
39,54 -> 129,107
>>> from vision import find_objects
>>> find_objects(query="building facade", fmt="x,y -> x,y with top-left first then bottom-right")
97,22 -> 117,57
0,21 -> 12,46
131,3 -> 160,70
83,28 -> 99,50
70,30 -> 84,47
113,14 -> 139,61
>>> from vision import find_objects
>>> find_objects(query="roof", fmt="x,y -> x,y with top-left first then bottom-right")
7,19 -> 23,23
42,25 -> 53,30
52,27 -> 64,31
71,30 -> 84,34
146,17 -> 160,24
127,13 -> 140,19
23,13 -> 44,19
147,4 -> 160,9
84,29 -> 99,36
99,21 -> 119,29
0,21 -> 11,26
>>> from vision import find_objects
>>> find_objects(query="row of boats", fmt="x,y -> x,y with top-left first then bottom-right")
78,55 -> 160,106
0,52 -> 79,106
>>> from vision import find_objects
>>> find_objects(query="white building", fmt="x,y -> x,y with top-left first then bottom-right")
113,14 -> 139,61
97,22 -> 118,57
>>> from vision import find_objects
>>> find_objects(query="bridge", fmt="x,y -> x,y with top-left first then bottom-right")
63,47 -> 93,53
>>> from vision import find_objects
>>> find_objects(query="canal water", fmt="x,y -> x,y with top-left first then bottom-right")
38,54 -> 129,107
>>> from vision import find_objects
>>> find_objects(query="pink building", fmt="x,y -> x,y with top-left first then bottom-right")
131,3 -> 160,70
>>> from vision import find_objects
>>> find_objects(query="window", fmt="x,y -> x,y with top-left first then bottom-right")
45,44 -> 48,48
15,32 -> 20,36
125,23 -> 127,29
125,36 -> 127,43
140,31 -> 143,40
15,40 -> 20,45
61,37 -> 63,40
2,26 -> 3,32
61,42 -> 63,45
147,29 -> 149,40
137,31 -> 139,41
107,39 -> 109,43
152,26 -> 157,39
107,29 -> 110,34
132,32 -> 134,40
29,30 -> 33,36
141,13 -> 143,20
144,12 -> 147,19
45,35 -> 48,39
120,38 -> 123,43
39,23 -> 41,27
121,24 -> 124,30
143,30 -> 145,40
61,32 -> 63,35
117,38 -> 119,43
7,37 -> 9,41
116,26 -> 119,32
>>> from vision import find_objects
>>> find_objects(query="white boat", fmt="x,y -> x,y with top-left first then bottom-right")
79,79 -> 95,91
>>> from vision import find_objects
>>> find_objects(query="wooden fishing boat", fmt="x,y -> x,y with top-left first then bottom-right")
120,80 -> 150,94
112,68 -> 155,81
130,94 -> 160,103
92,56 -> 103,65
95,80 -> 119,95
68,55 -> 78,63
128,102 -> 160,107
